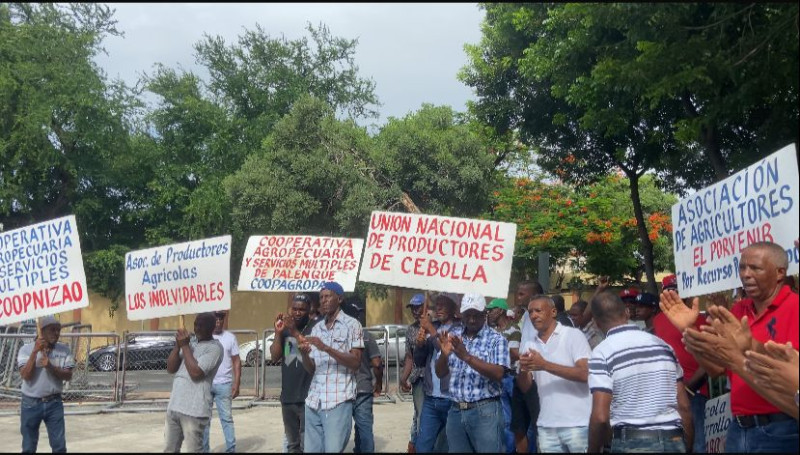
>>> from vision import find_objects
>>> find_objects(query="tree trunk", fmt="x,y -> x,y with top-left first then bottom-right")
628,176 -> 658,294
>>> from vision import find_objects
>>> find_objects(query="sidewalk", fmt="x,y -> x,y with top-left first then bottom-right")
0,400 -> 414,452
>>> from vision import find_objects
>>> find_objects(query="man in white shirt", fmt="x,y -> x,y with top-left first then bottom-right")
202,311 -> 242,453
517,295 -> 592,453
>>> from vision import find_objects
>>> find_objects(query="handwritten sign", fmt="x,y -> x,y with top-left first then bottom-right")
237,235 -> 364,292
704,393 -> 731,453
358,211 -> 517,298
0,215 -> 89,325
125,236 -> 231,321
671,144 -> 800,297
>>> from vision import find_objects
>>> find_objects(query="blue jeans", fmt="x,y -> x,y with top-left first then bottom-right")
304,401 -> 353,453
416,396 -> 451,453
446,398 -> 504,453
726,419 -> 799,453
202,382 -> 236,453
20,395 -> 66,453
690,393 -> 707,453
610,429 -> 685,453
537,426 -> 588,453
353,393 -> 375,453
500,375 -> 515,453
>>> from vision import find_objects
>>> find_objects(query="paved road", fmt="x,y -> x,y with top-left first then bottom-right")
0,399 -> 415,452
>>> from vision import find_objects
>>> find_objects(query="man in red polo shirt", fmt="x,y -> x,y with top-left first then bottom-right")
655,274 -> 708,453
660,241 -> 799,453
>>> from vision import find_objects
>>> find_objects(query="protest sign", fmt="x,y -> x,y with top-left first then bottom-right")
671,144 -> 800,297
704,393 -> 732,453
125,235 -> 231,321
0,215 -> 89,325
237,235 -> 364,292
358,211 -> 517,298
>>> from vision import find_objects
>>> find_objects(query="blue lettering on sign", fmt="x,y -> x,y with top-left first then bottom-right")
0,218 -> 76,293
249,279 -> 327,292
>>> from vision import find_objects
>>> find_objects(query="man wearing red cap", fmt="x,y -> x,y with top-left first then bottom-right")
652,274 -> 708,453
619,288 -> 646,330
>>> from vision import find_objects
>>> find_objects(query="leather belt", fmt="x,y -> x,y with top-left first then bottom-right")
25,393 -> 62,403
612,426 -> 683,440
734,412 -> 794,429
454,396 -> 499,410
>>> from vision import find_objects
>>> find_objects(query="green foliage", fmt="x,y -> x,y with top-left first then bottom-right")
83,244 -> 129,315
373,105 -> 498,217
490,175 -> 676,285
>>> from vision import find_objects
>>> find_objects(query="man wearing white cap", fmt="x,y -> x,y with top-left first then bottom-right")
17,315 -> 76,453
435,293 -> 510,453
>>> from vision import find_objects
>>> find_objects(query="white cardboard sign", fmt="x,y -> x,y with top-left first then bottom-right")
237,235 -> 364,292
125,235 -> 231,320
0,215 -> 89,324
704,393 -> 732,453
358,211 -> 517,298
671,144 -> 800,298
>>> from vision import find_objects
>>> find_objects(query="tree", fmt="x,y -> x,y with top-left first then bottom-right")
373,104 -> 499,218
461,3 -> 799,292
0,3 -> 139,248
490,175 -> 675,287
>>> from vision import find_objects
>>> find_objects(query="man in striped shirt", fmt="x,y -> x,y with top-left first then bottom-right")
299,281 -> 364,453
587,291 -> 693,453
436,293 -> 510,453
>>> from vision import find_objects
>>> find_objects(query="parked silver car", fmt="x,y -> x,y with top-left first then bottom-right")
367,324 -> 407,366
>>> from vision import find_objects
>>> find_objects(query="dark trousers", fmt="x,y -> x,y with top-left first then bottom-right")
281,402 -> 305,453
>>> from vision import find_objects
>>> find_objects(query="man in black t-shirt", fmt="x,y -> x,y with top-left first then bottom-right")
270,293 -> 315,453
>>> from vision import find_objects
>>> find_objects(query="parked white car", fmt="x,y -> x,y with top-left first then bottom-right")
238,333 -> 275,366
367,324 -> 407,366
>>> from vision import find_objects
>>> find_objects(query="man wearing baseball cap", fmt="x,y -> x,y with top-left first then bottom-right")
634,292 -> 660,334
18,315 -> 76,453
400,293 -> 426,453
271,293 -> 315,453
299,281 -> 364,453
619,288 -> 646,330
435,293 -> 509,452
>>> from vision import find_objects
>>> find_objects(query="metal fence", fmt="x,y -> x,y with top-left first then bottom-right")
0,330 -> 122,411
1,321 -> 413,412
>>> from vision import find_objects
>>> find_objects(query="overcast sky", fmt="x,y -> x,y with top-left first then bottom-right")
94,3 -> 486,129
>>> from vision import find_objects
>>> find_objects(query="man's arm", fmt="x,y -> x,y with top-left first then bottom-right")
306,336 -> 362,370
517,369 -> 534,393
676,381 -> 694,451
19,339 -> 45,381
447,335 -> 506,382
299,342 -> 316,375
371,356 -> 383,396
167,343 -> 182,374
521,349 -> 589,383
582,276 -> 609,322
231,354 -> 242,399
588,391 -> 613,453
269,330 -> 285,363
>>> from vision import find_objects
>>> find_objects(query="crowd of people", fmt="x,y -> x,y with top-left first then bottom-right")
15,240 -> 799,453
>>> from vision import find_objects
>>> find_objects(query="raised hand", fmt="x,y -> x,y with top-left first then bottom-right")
274,313 -> 285,332
176,328 -> 191,347
597,275 -> 610,291
659,289 -> 699,332
305,336 -> 325,351
438,331 -> 453,357
704,306 -> 753,354
744,341 -> 799,397
449,334 -> 468,360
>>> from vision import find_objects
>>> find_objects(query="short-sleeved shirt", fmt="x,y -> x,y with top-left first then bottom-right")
447,324 -> 509,403
404,321 -> 424,384
17,342 -> 75,398
728,285 -> 799,416
305,310 -> 365,411
167,339 -> 224,418
588,324 -> 683,430
212,331 -> 240,385
280,322 -> 315,404
520,322 -> 592,428
652,312 -> 708,397
356,330 -> 382,394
